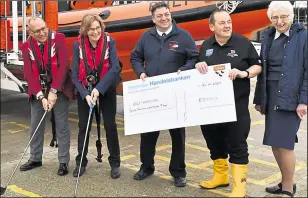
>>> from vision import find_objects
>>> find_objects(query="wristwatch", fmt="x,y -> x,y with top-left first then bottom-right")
39,95 -> 44,100
50,88 -> 58,94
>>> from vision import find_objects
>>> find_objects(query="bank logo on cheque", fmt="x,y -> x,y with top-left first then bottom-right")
214,65 -> 226,77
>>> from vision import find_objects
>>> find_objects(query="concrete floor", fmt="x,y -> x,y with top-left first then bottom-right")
1,81 -> 307,197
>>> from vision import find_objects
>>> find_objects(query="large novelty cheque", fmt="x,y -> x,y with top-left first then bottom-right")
123,63 -> 237,135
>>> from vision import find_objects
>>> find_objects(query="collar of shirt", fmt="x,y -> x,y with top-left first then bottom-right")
156,25 -> 172,36
211,34 -> 234,47
274,29 -> 290,40
37,42 -> 44,46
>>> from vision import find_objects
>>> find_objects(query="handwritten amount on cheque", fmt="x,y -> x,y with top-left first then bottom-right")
128,96 -> 219,114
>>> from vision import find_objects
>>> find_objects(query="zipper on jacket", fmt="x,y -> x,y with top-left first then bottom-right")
159,38 -> 164,54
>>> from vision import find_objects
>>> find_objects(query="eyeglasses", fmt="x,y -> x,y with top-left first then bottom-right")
30,27 -> 47,34
271,15 -> 290,22
88,26 -> 101,33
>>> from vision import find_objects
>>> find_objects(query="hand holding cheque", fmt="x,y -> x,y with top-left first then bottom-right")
123,63 -> 237,135
196,61 -> 249,79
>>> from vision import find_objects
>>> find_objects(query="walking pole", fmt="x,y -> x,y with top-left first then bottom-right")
1,110 -> 48,195
94,99 -> 103,162
49,109 -> 58,147
73,104 -> 94,197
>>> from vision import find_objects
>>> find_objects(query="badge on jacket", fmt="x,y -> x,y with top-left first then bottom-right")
206,49 -> 213,56
227,49 -> 238,58
168,41 -> 179,51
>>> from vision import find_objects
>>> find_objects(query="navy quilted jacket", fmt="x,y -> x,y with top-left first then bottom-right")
254,23 -> 307,113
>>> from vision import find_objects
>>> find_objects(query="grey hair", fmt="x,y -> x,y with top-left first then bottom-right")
27,16 -> 46,27
267,1 -> 294,21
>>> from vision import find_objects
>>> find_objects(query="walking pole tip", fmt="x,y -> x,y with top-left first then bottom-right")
1,186 -> 7,195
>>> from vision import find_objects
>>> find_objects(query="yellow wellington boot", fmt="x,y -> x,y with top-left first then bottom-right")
199,159 -> 229,189
229,164 -> 248,197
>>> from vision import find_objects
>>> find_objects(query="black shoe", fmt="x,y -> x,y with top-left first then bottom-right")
281,190 -> 294,197
111,167 -> 121,179
265,183 -> 296,194
20,160 -> 42,171
133,169 -> 153,180
174,177 -> 186,187
58,163 -> 69,176
73,166 -> 86,177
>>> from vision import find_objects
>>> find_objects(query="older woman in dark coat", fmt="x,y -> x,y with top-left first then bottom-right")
254,1 -> 307,197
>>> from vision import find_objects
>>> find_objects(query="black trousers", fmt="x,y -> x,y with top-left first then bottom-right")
200,97 -> 251,165
140,128 -> 186,178
75,88 -> 120,168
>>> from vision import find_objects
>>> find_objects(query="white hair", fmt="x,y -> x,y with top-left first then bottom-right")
27,16 -> 46,27
267,1 -> 294,21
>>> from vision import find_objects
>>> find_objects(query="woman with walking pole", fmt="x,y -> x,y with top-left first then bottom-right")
71,13 -> 122,180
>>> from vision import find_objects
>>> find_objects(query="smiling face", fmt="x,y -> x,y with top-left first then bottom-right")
87,20 -> 102,43
270,8 -> 292,33
152,7 -> 172,32
209,11 -> 232,39
28,18 -> 48,43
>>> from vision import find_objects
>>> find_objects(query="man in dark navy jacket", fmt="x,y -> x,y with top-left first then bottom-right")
130,1 -> 199,187
20,17 -> 74,176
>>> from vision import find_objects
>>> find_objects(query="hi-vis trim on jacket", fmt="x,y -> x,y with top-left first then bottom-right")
24,31 -> 58,82
77,33 -> 110,86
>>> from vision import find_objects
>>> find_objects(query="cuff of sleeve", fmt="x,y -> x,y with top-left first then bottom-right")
299,97 -> 307,105
137,69 -> 146,78
253,98 -> 260,105
51,83 -> 63,92
81,90 -> 89,100
36,91 -> 43,100
178,66 -> 187,71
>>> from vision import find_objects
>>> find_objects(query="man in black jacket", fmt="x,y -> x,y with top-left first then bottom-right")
130,1 -> 199,187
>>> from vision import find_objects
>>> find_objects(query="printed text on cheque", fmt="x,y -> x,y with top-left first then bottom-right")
123,63 -> 237,135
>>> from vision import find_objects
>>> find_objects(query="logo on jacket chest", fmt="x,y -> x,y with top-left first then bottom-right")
227,49 -> 238,58
168,41 -> 179,51
206,49 -> 214,57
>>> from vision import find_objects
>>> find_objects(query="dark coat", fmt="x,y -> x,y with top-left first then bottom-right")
130,20 -> 199,78
254,23 -> 307,113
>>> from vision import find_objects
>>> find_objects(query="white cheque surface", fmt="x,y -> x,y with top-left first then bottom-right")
123,63 -> 237,135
